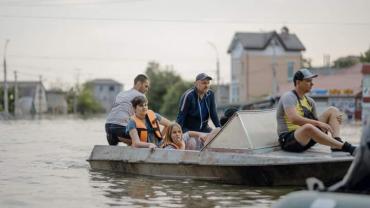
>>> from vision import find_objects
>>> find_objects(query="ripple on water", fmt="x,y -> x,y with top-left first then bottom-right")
3,117 -> 343,208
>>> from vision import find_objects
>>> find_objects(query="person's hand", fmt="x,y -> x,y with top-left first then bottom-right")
336,113 -> 343,124
316,121 -> 333,135
199,135 -> 207,143
148,143 -> 157,149
173,137 -> 184,147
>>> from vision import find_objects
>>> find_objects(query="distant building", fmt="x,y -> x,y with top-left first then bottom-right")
87,79 -> 123,112
227,26 -> 305,104
46,90 -> 68,114
1,81 -> 47,115
215,84 -> 230,106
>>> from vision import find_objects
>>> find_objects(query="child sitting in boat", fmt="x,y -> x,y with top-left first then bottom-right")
127,96 -> 171,148
161,122 -> 220,150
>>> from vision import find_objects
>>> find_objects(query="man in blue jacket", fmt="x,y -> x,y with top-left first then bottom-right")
176,73 -> 221,133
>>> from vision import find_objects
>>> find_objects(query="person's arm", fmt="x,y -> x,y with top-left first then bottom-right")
285,107 -> 333,135
282,93 -> 333,134
188,131 -> 203,138
127,120 -> 156,148
157,114 -> 171,127
187,131 -> 208,143
176,92 -> 190,130
189,127 -> 221,144
209,93 -> 221,127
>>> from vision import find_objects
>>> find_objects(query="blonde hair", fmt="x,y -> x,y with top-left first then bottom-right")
161,122 -> 182,147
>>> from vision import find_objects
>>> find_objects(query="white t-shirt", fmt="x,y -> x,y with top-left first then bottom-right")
106,88 -> 144,126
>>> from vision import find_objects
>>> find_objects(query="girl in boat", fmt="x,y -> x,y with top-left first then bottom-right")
127,95 -> 171,148
161,122 -> 220,150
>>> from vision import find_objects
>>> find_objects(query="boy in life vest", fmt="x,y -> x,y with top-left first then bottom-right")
126,96 -> 171,148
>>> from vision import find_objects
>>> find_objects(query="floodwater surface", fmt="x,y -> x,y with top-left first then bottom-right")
0,116 -> 362,207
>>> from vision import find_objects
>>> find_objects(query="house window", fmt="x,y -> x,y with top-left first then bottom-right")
109,86 -> 115,92
287,62 -> 294,81
99,86 -> 103,91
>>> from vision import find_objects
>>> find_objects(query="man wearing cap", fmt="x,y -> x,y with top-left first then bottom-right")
276,68 -> 356,155
176,73 -> 221,133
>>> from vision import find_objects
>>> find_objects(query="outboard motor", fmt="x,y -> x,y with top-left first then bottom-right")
307,119 -> 370,194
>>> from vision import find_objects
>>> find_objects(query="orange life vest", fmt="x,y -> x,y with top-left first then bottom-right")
131,110 -> 163,143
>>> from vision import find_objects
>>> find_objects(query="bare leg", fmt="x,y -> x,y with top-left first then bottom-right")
203,128 -> 221,145
185,137 -> 198,150
319,106 -> 341,138
294,124 -> 343,149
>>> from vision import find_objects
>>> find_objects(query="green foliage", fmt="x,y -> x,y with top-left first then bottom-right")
0,87 -> 15,113
160,81 -> 193,120
77,83 -> 104,115
65,87 -> 77,113
302,57 -> 312,68
360,47 -> 370,63
333,56 -> 359,68
64,83 -> 103,114
145,61 -> 182,113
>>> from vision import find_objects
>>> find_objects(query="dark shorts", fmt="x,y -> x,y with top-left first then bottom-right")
279,131 -> 316,152
105,123 -> 130,145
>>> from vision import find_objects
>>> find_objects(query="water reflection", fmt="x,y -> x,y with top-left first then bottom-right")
89,170 -> 296,207
0,117 -> 361,207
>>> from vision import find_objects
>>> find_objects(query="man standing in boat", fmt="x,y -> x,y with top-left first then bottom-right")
105,74 -> 150,145
276,68 -> 356,155
176,73 -> 221,133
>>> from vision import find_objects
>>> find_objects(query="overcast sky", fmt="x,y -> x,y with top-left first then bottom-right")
0,0 -> 369,89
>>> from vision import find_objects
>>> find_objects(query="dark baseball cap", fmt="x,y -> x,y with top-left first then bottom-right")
195,73 -> 212,81
293,68 -> 318,82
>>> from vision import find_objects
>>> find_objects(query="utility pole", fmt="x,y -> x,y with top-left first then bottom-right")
73,68 -> 81,114
38,75 -> 42,116
271,39 -> 278,98
207,42 -> 220,99
3,39 -> 10,114
14,70 -> 19,116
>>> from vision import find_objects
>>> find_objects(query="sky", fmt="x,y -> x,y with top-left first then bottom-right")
0,0 -> 369,89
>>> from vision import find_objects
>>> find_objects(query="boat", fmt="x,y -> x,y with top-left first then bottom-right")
88,109 -> 354,186
272,191 -> 370,208
273,119 -> 370,206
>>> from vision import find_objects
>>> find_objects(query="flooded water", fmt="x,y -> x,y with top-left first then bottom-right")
0,116 -> 362,207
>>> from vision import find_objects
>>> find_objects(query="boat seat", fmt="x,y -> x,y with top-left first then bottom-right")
205,109 -> 279,150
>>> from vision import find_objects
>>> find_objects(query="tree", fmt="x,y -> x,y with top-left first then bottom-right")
0,87 -> 15,113
360,47 -> 370,63
65,83 -> 103,115
145,61 -> 182,113
160,81 -> 193,119
333,56 -> 359,68
302,57 -> 312,68
65,87 -> 77,113
77,83 -> 104,115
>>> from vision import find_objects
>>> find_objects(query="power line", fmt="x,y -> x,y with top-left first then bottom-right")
7,54 -> 213,63
0,14 -> 370,26
0,0 -> 148,7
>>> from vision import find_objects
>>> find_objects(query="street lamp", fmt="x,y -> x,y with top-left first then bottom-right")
207,41 -> 220,94
3,39 -> 10,114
